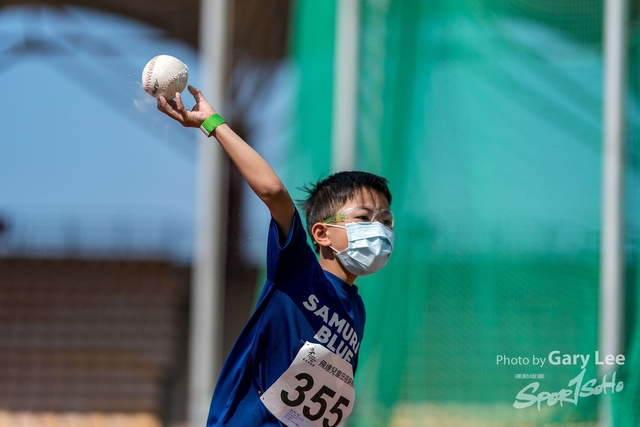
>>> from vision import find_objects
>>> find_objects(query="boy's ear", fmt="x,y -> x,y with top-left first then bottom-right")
311,223 -> 332,248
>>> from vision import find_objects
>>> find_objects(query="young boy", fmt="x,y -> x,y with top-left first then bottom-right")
157,86 -> 395,427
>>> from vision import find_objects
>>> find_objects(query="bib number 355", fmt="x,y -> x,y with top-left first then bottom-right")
281,372 -> 351,427
261,342 -> 356,427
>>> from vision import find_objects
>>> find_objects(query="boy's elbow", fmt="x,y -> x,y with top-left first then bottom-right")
262,183 -> 295,231
260,182 -> 290,205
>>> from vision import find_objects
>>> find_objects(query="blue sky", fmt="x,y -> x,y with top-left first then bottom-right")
0,5 -> 202,260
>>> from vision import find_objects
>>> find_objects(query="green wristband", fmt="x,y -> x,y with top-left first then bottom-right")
200,113 -> 226,136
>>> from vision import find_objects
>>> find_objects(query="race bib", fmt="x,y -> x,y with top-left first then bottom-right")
261,342 -> 355,427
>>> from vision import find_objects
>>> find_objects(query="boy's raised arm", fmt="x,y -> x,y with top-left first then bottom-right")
157,86 -> 295,236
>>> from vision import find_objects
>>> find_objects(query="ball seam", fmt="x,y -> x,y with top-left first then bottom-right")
144,56 -> 157,94
160,68 -> 188,98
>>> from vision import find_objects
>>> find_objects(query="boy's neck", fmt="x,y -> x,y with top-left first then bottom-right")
319,257 -> 357,286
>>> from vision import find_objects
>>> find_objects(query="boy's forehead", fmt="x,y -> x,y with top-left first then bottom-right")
340,189 -> 390,210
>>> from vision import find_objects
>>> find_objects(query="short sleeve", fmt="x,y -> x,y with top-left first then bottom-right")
266,209 -> 317,284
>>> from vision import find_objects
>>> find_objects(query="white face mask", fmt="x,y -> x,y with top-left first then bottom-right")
327,222 -> 395,276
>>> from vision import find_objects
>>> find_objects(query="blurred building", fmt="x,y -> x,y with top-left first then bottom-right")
0,257 -> 190,427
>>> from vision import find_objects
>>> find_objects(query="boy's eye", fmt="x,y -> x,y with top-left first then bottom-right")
355,216 -> 370,221
383,220 -> 393,226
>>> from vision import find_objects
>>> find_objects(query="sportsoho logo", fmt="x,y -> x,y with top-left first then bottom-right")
496,350 -> 625,410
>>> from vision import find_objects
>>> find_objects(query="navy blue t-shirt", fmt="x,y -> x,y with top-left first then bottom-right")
206,210 -> 366,426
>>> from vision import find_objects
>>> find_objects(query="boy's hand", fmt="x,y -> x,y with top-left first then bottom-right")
157,85 -> 216,128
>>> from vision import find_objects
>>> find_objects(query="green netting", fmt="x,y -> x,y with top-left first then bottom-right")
285,0 -> 640,425
283,0 -> 336,194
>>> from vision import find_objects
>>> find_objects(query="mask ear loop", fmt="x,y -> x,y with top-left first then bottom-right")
323,223 -> 346,254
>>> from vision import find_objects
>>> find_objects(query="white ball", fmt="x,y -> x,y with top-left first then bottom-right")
142,55 -> 188,99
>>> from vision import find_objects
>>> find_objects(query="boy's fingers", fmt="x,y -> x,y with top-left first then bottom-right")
189,85 -> 205,103
166,99 -> 178,110
157,96 -> 183,122
175,92 -> 190,121
157,95 -> 166,109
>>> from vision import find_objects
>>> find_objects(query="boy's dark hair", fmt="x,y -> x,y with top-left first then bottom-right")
300,171 -> 392,252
